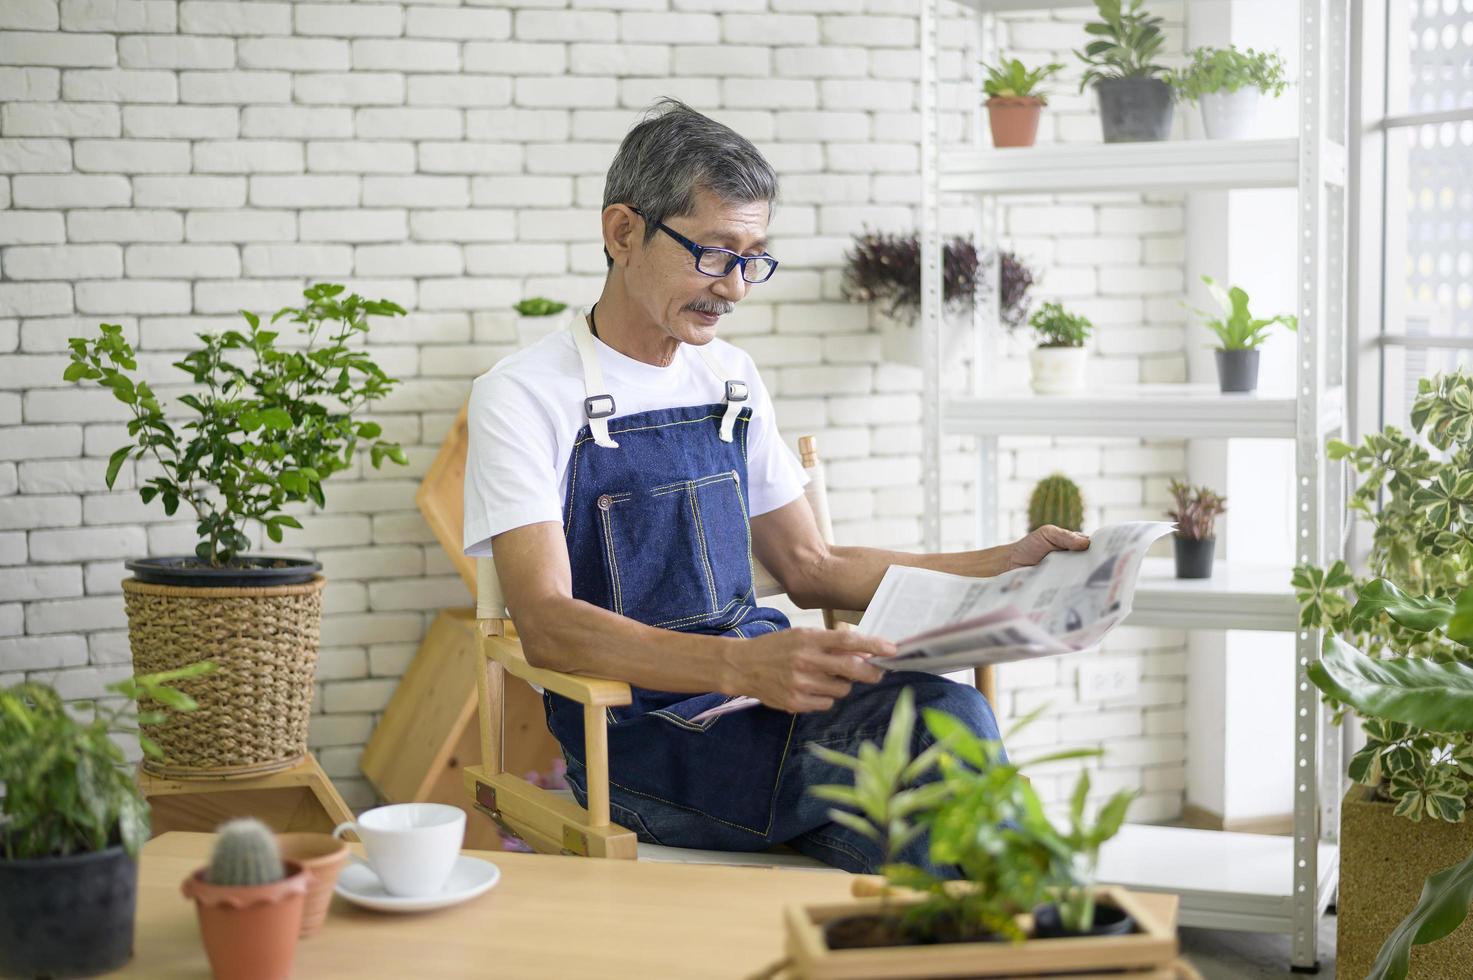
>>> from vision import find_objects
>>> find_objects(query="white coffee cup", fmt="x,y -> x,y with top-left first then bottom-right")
333,803 -> 466,897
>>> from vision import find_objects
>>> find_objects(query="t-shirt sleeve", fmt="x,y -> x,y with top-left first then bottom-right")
743,361 -> 809,518
462,371 -> 563,556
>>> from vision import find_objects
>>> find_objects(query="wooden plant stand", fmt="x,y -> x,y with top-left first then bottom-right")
138,754 -> 354,836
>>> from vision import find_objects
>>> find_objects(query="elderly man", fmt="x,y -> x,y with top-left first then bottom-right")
464,99 -> 1088,873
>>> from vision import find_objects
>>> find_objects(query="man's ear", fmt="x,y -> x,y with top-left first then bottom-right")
602,204 -> 639,269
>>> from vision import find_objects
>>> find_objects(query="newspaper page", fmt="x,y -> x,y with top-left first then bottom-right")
690,521 -> 1174,721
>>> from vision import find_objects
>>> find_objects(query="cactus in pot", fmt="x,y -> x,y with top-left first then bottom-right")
1028,475 -> 1085,533
182,818 -> 310,980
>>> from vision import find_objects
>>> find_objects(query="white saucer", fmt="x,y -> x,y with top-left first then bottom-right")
335,856 -> 501,913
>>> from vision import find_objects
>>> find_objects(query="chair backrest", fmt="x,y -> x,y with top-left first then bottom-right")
477,436 -> 832,621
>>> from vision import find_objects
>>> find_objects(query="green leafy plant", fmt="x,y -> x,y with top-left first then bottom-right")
1053,770 -> 1137,932
1028,301 -> 1092,349
1190,275 -> 1297,351
0,664 -> 215,860
1168,45 -> 1289,103
514,297 -> 568,317
1166,479 -> 1226,541
1075,0 -> 1169,91
982,58 -> 1065,101
62,284 -> 409,566
1294,371 -> 1473,825
1028,474 -> 1085,533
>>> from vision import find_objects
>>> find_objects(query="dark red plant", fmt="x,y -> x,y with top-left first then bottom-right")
841,230 -> 1033,328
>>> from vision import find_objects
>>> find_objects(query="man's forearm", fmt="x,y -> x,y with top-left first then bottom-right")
793,542 -> 1013,612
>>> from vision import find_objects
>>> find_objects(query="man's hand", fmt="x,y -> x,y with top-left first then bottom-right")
1005,524 -> 1090,571
727,628 -> 897,714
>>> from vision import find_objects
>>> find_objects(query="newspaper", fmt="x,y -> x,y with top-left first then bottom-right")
690,521 -> 1174,722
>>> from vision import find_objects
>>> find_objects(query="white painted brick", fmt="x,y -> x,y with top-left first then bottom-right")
180,70 -> 292,105
818,78 -> 912,110
823,14 -> 916,46
355,243 -> 463,277
61,69 -> 177,103
0,634 -> 89,672
0,212 -> 66,245
518,10 -> 617,42
123,105 -> 237,139
0,464 -> 14,494
1098,266 -> 1183,296
2,102 -> 120,137
619,77 -> 720,110
0,67 -> 60,101
367,575 -> 464,611
0,32 -> 117,67
407,75 -> 512,108
1054,236 -> 1144,266
21,459 -> 132,495
5,244 -> 122,281
118,35 -> 234,69
408,209 -> 516,242
73,140 -> 190,180
568,43 -> 671,77
13,174 -> 130,208
75,279 -> 190,315
179,1 -> 291,36
294,72 -> 405,106
0,138 -> 71,173
308,713 -> 376,749
1099,206 -> 1182,235
321,677 -> 398,713
418,141 -> 521,174
724,77 -> 814,109
192,278 -> 304,314
185,210 -> 295,243
296,2 -> 403,37
407,6 -> 511,39
249,175 -> 359,208
0,0 -> 60,30
133,175 -> 245,209
0,283 -> 73,317
362,175 -> 467,208
124,245 -> 240,279
773,45 -> 867,77
723,13 -> 816,45
476,174 -> 575,209
466,107 -> 569,142
303,140 -> 413,175
774,110 -> 867,141
868,48 -> 922,79
672,45 -> 766,77
192,140 -> 303,174
299,209 -> 406,243
0,533 -> 22,566
816,204 -> 910,237
352,39 -> 459,72
1007,204 -> 1096,236
464,41 -> 568,76
356,106 -> 462,139
241,106 -> 353,139
316,646 -> 368,682
824,142 -> 916,173
513,75 -> 617,109
30,526 -> 146,564
0,424 -> 81,460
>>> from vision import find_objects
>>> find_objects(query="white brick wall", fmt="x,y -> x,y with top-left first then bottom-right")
0,0 -> 1190,820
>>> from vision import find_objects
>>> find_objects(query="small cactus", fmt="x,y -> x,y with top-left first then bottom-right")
206,818 -> 285,886
1028,474 -> 1084,533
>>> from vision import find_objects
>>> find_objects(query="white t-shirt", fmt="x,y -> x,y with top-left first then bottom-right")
462,308 -> 809,556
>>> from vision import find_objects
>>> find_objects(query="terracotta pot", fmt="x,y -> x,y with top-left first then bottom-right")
276,833 -> 350,938
181,861 -> 310,980
987,96 -> 1044,148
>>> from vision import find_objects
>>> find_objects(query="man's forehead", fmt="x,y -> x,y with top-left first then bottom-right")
686,199 -> 770,247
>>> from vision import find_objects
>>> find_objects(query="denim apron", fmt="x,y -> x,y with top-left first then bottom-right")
544,314 -> 799,837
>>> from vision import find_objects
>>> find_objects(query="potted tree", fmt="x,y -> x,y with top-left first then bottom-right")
0,666 -> 211,978
1294,371 -> 1473,979
1026,301 -> 1092,395
841,231 -> 1034,368
1165,478 -> 1225,579
1190,275 -> 1297,393
1075,0 -> 1173,143
61,283 -> 409,778
982,57 -> 1064,148
1168,45 -> 1289,140
513,296 -> 572,348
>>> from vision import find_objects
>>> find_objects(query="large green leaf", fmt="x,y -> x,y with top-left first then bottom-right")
1368,847 -> 1473,980
1349,578 -> 1455,634
1308,635 -> 1473,734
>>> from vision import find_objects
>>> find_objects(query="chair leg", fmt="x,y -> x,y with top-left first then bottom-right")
975,664 -> 997,709
478,655 -> 505,778
582,703 -> 610,828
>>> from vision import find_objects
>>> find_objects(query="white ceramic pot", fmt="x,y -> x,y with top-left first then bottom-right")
877,307 -> 970,368
1028,346 -> 1087,395
1199,87 -> 1262,141
515,308 -> 572,348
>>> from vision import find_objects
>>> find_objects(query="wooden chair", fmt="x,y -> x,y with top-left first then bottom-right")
462,436 -> 998,863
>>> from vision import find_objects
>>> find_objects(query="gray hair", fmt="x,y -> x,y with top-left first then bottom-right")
602,98 -> 779,269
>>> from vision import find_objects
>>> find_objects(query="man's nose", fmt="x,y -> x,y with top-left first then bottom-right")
710,262 -> 748,302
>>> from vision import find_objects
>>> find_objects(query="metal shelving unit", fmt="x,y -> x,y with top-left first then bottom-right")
918,0 -> 1351,970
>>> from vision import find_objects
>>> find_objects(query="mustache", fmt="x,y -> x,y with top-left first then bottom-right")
687,301 -> 733,316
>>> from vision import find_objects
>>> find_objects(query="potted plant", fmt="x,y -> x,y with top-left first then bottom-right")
789,693 -> 1170,976
1075,0 -> 1173,143
61,283 -> 409,778
1168,45 -> 1289,140
1031,769 -> 1137,939
1028,474 -> 1085,533
0,666 -> 211,978
1165,479 -> 1224,578
1294,371 -> 1473,979
181,818 -> 311,980
1026,301 -> 1092,395
982,57 -> 1064,148
1190,275 -> 1297,393
513,296 -> 571,348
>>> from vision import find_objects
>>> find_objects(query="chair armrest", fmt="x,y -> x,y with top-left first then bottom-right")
831,609 -> 864,626
480,631 -> 632,708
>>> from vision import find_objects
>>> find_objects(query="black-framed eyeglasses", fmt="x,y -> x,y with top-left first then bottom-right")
629,206 -> 779,284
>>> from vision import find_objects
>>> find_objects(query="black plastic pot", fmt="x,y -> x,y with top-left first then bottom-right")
1032,901 -> 1135,939
1214,348 -> 1261,393
125,555 -> 321,588
1174,536 -> 1216,579
1094,78 -> 1174,142
0,843 -> 138,978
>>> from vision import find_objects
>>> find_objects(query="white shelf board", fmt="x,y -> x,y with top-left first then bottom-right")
940,139 -> 1300,195
943,384 -> 1298,439
1099,824 -> 1339,934
1125,558 -> 1298,632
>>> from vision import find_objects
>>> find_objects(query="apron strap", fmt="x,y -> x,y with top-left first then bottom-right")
573,312 -> 619,449
692,342 -> 748,443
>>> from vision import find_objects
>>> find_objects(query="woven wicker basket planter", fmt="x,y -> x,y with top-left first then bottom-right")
122,574 -> 326,778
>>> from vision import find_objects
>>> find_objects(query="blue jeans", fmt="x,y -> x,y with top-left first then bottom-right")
562,670 -> 1005,876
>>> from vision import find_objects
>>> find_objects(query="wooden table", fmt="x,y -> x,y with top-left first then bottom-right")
124,832 -> 1180,979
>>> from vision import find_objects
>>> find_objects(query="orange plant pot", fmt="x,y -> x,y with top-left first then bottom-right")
181,862 -> 310,980
276,833 -> 350,938
987,96 -> 1044,148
